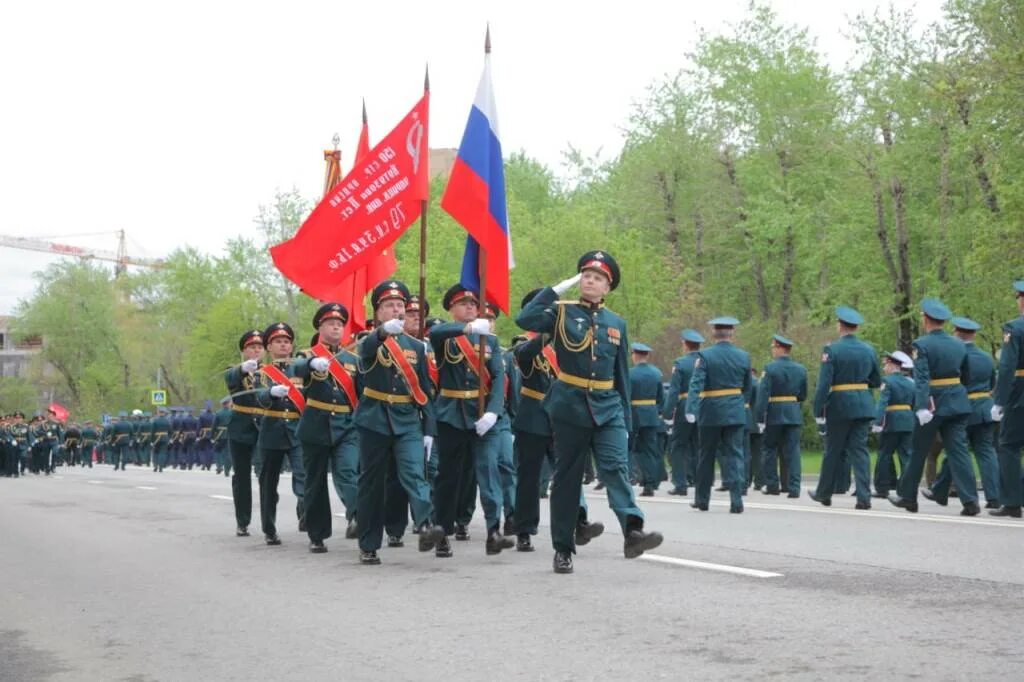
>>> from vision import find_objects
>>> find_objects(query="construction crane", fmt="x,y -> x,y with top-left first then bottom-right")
0,229 -> 164,277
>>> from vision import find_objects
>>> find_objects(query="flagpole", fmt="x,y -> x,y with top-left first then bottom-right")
477,252 -> 488,417
419,66 -> 430,339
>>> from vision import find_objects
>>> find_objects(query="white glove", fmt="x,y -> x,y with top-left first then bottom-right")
871,425 -> 883,434
467,319 -> 492,335
815,417 -> 826,426
474,411 -> 498,436
757,423 -> 766,434
381,318 -> 404,335
663,418 -> 674,427
685,413 -> 696,424
916,409 -> 934,426
991,405 -> 1004,422
240,359 -> 258,373
423,435 -> 434,452
310,357 -> 330,373
553,273 -> 582,295
270,385 -> 289,398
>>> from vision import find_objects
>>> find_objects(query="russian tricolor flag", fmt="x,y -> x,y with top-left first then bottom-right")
441,36 -> 513,314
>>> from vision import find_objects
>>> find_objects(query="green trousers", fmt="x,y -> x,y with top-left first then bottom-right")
816,418 -> 872,503
549,419 -> 643,554
897,414 -> 977,504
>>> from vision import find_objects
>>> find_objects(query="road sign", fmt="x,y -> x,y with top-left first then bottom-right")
150,389 -> 167,406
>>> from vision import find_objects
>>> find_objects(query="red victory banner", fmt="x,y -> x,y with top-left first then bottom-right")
271,94 -> 429,300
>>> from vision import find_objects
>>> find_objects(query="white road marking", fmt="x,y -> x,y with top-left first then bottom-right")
592,494 -> 1024,530
640,553 -> 783,578
209,494 -> 233,501
136,486 -> 157,491
88,480 -> 103,484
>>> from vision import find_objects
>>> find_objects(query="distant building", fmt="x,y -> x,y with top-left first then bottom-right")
430,148 -> 457,180
0,315 -> 42,378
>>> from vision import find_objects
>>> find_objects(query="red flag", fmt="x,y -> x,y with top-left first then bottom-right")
327,100 -> 399,340
271,94 -> 428,301
48,402 -> 69,423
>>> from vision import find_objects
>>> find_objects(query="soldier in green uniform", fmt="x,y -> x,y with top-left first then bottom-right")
662,330 -> 703,495
684,317 -> 751,513
924,317 -> 1001,508
254,322 -> 307,545
354,281 -> 445,564
213,398 -> 231,476
9,413 -> 29,476
988,280 -> 1024,518
517,250 -> 662,574
629,342 -> 664,496
63,421 -> 81,467
755,334 -> 807,498
80,420 -> 98,467
744,367 -> 763,493
150,406 -> 171,473
482,302 -> 520,537
293,303 -> 361,553
870,351 -> 915,497
889,299 -> 980,515
430,285 -> 512,557
224,329 -> 265,536
110,412 -> 133,472
809,306 -> 881,509
511,291 -> 603,553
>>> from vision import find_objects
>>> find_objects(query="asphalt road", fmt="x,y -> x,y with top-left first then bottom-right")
2,464 -> 1022,681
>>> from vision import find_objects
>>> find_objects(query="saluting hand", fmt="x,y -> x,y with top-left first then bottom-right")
241,359 -> 258,374
381,318 -> 404,335
553,273 -> 582,295
466,319 -> 492,336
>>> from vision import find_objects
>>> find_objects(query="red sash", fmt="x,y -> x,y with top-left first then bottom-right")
427,354 -> 439,388
383,337 -> 429,406
312,343 -> 359,408
260,364 -> 305,412
455,335 -> 492,392
527,332 -> 560,377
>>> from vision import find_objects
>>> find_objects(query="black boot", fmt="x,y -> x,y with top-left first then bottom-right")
417,525 -> 444,552
435,536 -> 453,558
574,520 -> 605,546
516,534 -> 534,552
988,506 -> 1022,518
553,551 -> 574,574
624,528 -> 664,559
486,529 -> 514,555
454,523 -> 470,541
359,550 -> 381,565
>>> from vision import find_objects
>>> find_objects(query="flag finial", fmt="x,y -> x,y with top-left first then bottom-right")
485,24 -> 491,54
361,98 -> 367,125
424,64 -> 430,92
331,133 -> 340,149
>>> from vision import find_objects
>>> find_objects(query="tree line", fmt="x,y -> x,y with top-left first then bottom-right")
7,1 -> 1023,447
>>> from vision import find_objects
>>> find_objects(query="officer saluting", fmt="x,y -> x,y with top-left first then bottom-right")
809,307 -> 881,509
989,280 -> 1024,518
889,299 -> 980,515
516,250 -> 662,574
684,317 -> 751,513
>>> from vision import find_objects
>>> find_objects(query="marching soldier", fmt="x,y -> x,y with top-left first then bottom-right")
181,407 -> 199,470
430,285 -> 512,557
870,351 -> 915,497
889,299 -> 980,515
224,329 -> 265,537
924,317 -> 1001,507
110,412 -> 133,472
197,402 -> 216,471
744,367 -> 763,493
254,322 -> 306,545
213,398 -> 232,476
294,303 -> 361,553
150,406 -> 171,473
629,342 -> 664,496
483,301 -> 520,536
516,250 -> 662,573
64,421 -> 81,467
685,316 -> 752,513
755,334 -> 807,498
989,280 -> 1024,518
662,330 -> 704,495
354,281 -> 445,564
809,306 -> 881,509
80,420 -> 98,467
9,413 -> 28,476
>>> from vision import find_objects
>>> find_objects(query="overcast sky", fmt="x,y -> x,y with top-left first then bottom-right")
0,0 -> 944,314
